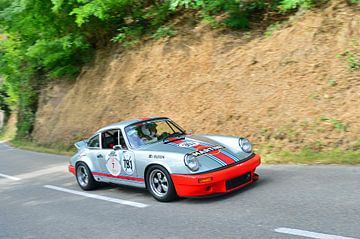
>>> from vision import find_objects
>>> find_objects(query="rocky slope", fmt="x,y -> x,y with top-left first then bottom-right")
32,1 -> 360,151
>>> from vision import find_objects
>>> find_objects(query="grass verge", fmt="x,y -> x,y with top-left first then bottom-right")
259,148 -> 360,165
7,139 -> 360,165
9,139 -> 76,156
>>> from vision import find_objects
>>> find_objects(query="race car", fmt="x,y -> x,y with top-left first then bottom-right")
69,117 -> 261,202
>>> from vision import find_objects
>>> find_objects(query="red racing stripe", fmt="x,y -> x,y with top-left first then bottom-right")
208,151 -> 236,165
93,172 -> 144,182
193,144 -> 236,165
168,138 -> 185,144
170,139 -> 236,165
139,117 -> 150,121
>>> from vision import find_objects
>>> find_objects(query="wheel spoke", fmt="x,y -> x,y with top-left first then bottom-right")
153,177 -> 159,184
156,184 -> 162,193
161,184 -> 168,192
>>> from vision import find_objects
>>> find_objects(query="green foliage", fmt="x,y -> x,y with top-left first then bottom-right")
320,117 -> 347,132
264,22 -> 282,37
339,50 -> 360,71
0,0 -> 330,139
152,26 -> 177,40
0,0 -> 94,139
347,55 -> 360,71
169,0 -> 203,11
26,34 -> 91,77
328,79 -> 337,86
111,26 -> 143,47
278,0 -> 314,11
169,0 -> 268,29
0,83 -> 10,114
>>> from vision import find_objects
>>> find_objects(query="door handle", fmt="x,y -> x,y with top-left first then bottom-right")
97,154 -> 103,159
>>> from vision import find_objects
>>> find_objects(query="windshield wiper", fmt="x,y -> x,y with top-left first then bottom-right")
163,132 -> 185,143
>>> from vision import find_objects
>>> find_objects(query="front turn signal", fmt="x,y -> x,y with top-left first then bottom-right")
198,177 -> 213,184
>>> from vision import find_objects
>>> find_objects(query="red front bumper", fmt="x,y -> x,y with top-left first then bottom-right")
171,154 -> 261,197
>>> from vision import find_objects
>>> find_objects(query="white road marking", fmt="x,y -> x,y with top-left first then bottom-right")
0,148 -> 15,151
43,185 -> 149,208
15,164 -> 67,179
274,228 -> 358,239
0,173 -> 22,181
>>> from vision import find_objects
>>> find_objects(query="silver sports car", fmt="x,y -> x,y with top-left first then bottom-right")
69,117 -> 261,202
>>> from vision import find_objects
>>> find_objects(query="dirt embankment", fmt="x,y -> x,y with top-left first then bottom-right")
33,1 -> 360,151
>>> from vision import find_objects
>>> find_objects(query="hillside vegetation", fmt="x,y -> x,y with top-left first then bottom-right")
0,0 -> 359,161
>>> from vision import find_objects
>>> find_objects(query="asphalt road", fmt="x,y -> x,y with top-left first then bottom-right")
0,142 -> 359,239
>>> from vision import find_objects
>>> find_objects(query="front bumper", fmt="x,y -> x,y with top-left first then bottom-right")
171,154 -> 261,197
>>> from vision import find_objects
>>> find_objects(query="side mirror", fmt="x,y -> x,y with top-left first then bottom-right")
113,145 -> 123,151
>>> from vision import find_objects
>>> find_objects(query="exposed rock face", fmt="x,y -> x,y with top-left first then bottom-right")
33,2 -> 360,151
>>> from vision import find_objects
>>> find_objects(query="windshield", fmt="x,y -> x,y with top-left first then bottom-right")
125,119 -> 185,148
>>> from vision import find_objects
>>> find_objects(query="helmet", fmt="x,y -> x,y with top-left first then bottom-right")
141,123 -> 157,137
141,125 -> 151,136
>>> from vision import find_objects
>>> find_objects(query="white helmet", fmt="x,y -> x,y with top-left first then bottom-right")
141,125 -> 151,136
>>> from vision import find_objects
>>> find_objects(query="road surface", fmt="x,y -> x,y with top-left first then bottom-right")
0,142 -> 359,239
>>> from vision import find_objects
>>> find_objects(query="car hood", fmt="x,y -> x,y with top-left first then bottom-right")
138,135 -> 252,174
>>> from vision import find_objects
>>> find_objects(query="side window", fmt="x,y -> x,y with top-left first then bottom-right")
88,134 -> 100,148
101,129 -> 119,149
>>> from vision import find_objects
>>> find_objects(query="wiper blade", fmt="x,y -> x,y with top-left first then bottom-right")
163,132 -> 185,143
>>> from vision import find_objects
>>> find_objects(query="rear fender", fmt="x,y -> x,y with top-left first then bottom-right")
75,155 -> 97,173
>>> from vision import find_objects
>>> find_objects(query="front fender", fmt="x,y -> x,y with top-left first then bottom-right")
191,134 -> 253,159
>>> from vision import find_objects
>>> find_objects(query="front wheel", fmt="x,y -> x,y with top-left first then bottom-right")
146,165 -> 178,202
76,162 -> 98,190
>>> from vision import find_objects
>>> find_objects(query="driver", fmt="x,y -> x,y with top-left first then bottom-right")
141,123 -> 158,143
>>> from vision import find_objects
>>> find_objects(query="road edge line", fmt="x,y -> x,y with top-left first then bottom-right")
43,185 -> 149,208
274,227 -> 358,239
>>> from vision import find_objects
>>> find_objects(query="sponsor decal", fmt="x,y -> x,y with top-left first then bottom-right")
191,145 -> 225,157
148,154 -> 165,159
169,139 -> 237,166
178,141 -> 199,148
106,152 -> 121,176
122,152 -> 135,175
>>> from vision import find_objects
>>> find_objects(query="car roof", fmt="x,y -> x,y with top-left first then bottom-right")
96,116 -> 169,133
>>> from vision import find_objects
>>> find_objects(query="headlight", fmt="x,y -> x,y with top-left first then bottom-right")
239,138 -> 253,153
184,154 -> 200,171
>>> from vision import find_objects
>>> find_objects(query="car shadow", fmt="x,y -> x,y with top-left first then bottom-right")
181,177 -> 273,204
98,183 -> 150,197
93,175 -> 274,204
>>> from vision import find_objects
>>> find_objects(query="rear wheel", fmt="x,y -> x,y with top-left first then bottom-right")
76,162 -> 97,190
146,165 -> 178,202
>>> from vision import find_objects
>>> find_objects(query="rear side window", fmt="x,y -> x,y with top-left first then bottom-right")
102,129 -> 119,149
88,134 -> 100,148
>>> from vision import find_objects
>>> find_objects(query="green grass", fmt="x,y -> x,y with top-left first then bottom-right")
259,148 -> 360,165
9,139 -> 76,156
3,117 -> 359,164
7,138 -> 360,165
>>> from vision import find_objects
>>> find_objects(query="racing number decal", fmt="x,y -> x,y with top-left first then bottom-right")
106,152 -> 122,176
122,152 -> 135,175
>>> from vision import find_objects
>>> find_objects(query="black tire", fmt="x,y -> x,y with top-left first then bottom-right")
146,165 -> 178,202
76,162 -> 98,190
